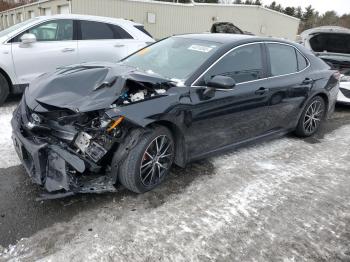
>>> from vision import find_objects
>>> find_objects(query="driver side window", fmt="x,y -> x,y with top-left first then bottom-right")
201,43 -> 264,85
12,19 -> 73,42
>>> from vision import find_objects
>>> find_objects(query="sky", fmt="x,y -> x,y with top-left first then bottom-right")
262,0 -> 350,15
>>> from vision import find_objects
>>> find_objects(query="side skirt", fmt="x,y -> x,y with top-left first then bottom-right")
189,128 -> 294,162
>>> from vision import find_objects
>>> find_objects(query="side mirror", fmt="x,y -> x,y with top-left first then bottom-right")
21,33 -> 37,45
207,75 -> 236,90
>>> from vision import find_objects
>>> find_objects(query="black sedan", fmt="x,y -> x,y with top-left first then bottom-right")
11,34 -> 339,198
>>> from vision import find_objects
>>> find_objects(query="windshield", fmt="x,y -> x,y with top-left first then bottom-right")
122,37 -> 222,80
0,18 -> 39,38
310,33 -> 350,54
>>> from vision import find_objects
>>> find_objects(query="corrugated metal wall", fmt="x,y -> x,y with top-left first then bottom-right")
71,0 -> 299,40
0,0 -> 300,40
0,0 -> 69,28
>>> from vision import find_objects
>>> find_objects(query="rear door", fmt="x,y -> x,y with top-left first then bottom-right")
77,20 -> 144,63
264,42 -> 311,130
11,19 -> 78,84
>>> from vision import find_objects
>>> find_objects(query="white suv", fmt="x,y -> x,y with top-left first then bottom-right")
0,14 -> 154,105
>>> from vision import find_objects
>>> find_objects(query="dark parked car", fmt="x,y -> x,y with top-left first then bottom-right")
210,22 -> 254,35
12,34 -> 339,198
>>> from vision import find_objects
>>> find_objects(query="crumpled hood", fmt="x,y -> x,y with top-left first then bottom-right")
25,62 -> 171,113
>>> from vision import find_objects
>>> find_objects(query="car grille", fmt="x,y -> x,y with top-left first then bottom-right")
340,88 -> 350,98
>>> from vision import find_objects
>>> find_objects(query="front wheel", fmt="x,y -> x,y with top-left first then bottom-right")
115,126 -> 175,193
295,96 -> 326,137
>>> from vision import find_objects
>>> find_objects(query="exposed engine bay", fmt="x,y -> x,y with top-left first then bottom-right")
12,64 -> 176,200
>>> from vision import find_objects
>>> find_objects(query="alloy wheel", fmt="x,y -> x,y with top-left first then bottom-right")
303,100 -> 324,134
140,135 -> 174,187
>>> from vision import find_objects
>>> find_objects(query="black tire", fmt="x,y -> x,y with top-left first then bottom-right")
295,96 -> 326,137
115,126 -> 175,193
0,73 -> 9,106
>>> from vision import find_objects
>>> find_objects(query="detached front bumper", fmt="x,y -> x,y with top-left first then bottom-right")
11,100 -> 117,199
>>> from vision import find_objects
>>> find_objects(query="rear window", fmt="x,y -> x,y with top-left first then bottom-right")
309,33 -> 350,54
134,25 -> 152,38
80,20 -> 133,40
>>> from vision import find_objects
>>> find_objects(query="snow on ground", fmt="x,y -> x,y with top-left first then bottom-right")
0,102 -> 20,168
1,119 -> 350,261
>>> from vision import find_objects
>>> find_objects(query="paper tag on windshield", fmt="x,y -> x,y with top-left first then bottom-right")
188,45 -> 213,53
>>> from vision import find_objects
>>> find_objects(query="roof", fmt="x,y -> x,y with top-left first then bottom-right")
35,14 -> 141,26
175,33 -> 292,45
176,33 -> 255,43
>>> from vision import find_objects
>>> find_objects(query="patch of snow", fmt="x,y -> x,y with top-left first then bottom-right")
155,89 -> 166,94
0,102 -> 20,168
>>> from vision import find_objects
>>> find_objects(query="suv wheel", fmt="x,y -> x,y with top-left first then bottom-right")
0,73 -> 9,106
116,126 -> 175,193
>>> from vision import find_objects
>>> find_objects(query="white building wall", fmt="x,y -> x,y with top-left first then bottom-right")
71,0 -> 299,40
0,0 -> 299,40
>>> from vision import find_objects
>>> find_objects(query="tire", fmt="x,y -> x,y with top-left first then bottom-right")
115,126 -> 175,193
295,96 -> 326,137
0,73 -> 9,106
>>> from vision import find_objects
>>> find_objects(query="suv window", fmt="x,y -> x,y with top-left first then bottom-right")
80,20 -> 133,40
267,43 -> 298,76
134,25 -> 152,38
12,19 -> 73,42
203,43 -> 264,84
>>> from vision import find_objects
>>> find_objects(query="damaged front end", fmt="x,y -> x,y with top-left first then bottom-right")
11,64 -> 174,199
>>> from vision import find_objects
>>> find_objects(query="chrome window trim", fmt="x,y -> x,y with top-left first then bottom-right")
191,41 -> 311,88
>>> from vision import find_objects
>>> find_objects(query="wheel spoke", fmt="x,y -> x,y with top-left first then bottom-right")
145,151 -> 153,160
141,160 -> 152,170
142,167 -> 153,183
160,143 -> 171,156
159,153 -> 172,159
158,136 -> 166,152
157,164 -> 162,179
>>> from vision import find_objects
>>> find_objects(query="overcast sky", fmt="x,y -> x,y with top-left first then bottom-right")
262,0 -> 350,15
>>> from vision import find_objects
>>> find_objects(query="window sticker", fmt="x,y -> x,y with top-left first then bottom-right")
188,44 -> 214,53
137,48 -> 150,56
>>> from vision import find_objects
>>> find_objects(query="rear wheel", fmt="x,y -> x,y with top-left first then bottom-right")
295,96 -> 326,137
116,126 -> 175,193
0,73 -> 9,106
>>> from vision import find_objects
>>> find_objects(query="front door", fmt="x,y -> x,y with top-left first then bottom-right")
186,43 -> 274,158
11,19 -> 78,84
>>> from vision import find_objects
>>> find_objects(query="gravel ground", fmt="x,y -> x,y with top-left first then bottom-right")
0,99 -> 350,262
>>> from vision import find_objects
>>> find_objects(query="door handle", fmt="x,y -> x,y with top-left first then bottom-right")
302,78 -> 314,85
62,48 -> 75,52
114,44 -> 125,48
255,87 -> 269,95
